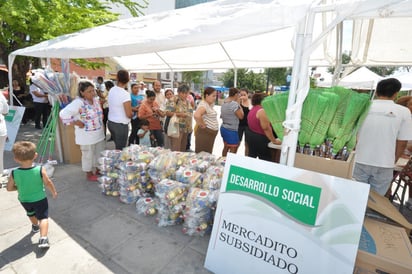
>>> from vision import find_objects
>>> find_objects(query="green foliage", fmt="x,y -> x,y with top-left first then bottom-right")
328,52 -> 351,75
368,66 -> 395,77
264,67 -> 289,86
182,71 -> 204,85
220,68 -> 266,91
72,59 -> 108,70
0,0 -> 146,84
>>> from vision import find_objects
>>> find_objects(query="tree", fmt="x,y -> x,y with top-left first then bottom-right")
182,71 -> 203,85
181,71 -> 204,95
0,0 -> 147,86
220,68 -> 266,92
368,66 -> 395,77
327,52 -> 351,76
264,67 -> 289,92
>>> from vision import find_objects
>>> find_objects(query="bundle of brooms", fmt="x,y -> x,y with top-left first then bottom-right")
262,86 -> 371,157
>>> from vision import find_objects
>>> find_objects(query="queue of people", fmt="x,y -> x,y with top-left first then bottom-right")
56,70 -> 282,166
9,69 -> 412,206
8,77 -> 50,129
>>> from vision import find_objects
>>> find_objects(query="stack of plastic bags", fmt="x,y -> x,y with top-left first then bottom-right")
182,188 -> 214,236
97,150 -> 122,196
154,179 -> 188,227
97,146 -> 225,236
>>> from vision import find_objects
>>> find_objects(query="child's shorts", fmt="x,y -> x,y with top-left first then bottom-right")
21,198 -> 49,220
220,126 -> 240,145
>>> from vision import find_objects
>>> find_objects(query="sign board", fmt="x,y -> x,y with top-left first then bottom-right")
5,106 -> 25,151
205,153 -> 370,274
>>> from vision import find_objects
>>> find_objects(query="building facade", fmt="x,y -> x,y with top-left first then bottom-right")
175,0 -> 214,9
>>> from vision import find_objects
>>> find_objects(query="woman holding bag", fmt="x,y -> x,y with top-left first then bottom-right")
194,87 -> 218,153
165,84 -> 193,152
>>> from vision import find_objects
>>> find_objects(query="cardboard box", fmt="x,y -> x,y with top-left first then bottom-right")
367,190 -> 412,234
293,151 -> 355,179
354,217 -> 412,274
58,120 -> 81,164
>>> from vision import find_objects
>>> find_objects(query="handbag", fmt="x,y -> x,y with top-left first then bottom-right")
163,115 -> 171,133
167,115 -> 180,138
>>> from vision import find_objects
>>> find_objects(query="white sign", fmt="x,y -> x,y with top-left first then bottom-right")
5,106 -> 25,151
205,153 -> 370,274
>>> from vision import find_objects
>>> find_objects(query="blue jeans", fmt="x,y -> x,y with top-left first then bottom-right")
108,121 -> 128,150
353,163 -> 393,195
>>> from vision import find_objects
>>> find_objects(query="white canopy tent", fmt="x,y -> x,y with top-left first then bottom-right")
318,66 -> 383,89
8,0 -> 325,71
339,67 -> 383,89
390,71 -> 412,91
8,0 -> 412,167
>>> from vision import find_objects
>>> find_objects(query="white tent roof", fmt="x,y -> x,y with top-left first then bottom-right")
337,66 -> 383,89
10,0 -> 316,71
9,0 -> 412,72
389,71 -> 412,90
8,0 -> 412,167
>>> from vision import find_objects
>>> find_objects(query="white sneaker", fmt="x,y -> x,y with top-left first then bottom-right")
38,237 -> 50,249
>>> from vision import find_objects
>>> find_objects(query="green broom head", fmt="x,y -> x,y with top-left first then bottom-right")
262,92 -> 288,140
345,130 -> 357,152
332,92 -> 371,153
343,95 -> 371,152
327,86 -> 353,139
298,90 -> 328,147
309,91 -> 340,148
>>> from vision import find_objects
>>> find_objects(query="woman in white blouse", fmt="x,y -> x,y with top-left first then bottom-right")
59,81 -> 105,181
0,91 -> 9,175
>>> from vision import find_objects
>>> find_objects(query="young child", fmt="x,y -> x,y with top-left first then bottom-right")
7,141 -> 58,249
137,119 -> 151,147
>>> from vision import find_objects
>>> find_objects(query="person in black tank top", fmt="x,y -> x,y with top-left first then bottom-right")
238,89 -> 250,155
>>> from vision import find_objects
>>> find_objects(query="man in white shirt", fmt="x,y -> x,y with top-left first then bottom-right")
30,82 -> 49,130
153,80 -> 165,107
138,81 -> 146,96
353,78 -> 412,195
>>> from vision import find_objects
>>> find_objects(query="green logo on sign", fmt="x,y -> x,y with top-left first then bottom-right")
4,109 -> 16,122
226,165 -> 321,226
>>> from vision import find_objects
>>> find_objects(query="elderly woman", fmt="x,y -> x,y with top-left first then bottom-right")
0,91 -> 9,176
220,87 -> 244,156
194,87 -> 218,153
245,92 -> 281,161
138,90 -> 165,147
165,84 -> 193,152
59,81 -> 105,181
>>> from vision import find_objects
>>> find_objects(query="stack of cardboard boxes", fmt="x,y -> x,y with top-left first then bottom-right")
354,191 -> 412,273
289,151 -> 412,273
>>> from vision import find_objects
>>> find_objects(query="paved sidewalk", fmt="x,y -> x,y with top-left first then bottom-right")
0,123 -> 213,274
2,117 -> 411,274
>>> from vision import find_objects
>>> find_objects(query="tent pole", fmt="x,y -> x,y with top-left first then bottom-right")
281,10 -> 316,167
171,70 -> 174,92
218,42 -> 237,87
7,54 -> 16,106
234,69 -> 237,88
